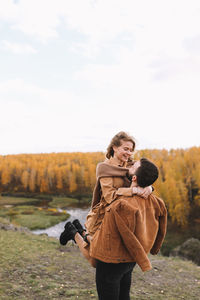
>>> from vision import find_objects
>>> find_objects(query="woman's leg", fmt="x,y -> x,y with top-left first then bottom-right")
81,231 -> 92,243
74,233 -> 97,268
59,221 -> 96,268
72,219 -> 93,244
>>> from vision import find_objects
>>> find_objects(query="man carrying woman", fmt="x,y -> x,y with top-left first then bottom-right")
59,131 -> 167,300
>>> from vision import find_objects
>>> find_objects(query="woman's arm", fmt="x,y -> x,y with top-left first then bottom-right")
100,177 -> 133,204
100,177 -> 153,205
132,186 -> 153,199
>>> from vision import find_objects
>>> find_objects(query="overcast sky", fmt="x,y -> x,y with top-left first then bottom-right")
0,0 -> 200,155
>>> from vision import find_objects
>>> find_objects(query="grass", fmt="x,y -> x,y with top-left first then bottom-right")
161,221 -> 200,256
0,195 -> 90,210
0,197 -> 70,230
0,195 -> 90,230
0,196 -> 42,206
12,208 -> 69,230
0,195 -> 91,209
0,229 -> 97,300
49,196 -> 81,208
0,228 -> 200,300
49,196 -> 91,208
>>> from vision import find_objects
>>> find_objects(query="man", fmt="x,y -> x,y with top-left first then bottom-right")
89,158 -> 167,300
60,158 -> 167,300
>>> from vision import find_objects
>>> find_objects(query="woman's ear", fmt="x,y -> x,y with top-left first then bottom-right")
113,145 -> 117,152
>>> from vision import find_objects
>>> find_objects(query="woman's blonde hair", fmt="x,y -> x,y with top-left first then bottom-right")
106,131 -> 136,159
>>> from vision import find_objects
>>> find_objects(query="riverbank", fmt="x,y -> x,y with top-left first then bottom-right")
0,195 -> 89,230
32,207 -> 90,238
0,227 -> 200,300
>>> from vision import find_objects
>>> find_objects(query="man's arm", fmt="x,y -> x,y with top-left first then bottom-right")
111,201 -> 152,272
150,200 -> 167,255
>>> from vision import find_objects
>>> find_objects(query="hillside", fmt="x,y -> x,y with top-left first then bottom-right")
0,227 -> 200,299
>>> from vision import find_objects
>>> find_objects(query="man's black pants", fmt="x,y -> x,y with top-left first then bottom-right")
96,260 -> 136,300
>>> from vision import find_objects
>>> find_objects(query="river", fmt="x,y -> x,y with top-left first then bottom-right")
32,207 -> 90,239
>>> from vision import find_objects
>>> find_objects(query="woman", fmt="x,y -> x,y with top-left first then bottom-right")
60,131 -> 152,299
84,131 -> 151,236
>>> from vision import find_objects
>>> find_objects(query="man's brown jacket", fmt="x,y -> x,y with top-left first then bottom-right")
90,194 -> 167,272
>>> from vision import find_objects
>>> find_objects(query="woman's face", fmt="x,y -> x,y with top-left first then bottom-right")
113,140 -> 134,163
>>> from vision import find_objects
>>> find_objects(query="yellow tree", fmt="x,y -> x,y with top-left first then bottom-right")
40,178 -> 49,193
29,169 -> 36,192
55,167 -> 63,191
21,170 -> 29,190
69,173 -> 77,193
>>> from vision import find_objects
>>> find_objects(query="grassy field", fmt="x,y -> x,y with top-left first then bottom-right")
0,227 -> 200,300
0,195 -> 91,209
161,221 -> 200,256
0,195 -> 92,230
0,196 -> 70,230
49,196 -> 90,209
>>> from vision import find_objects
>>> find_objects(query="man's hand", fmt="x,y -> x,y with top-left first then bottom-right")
132,186 -> 152,199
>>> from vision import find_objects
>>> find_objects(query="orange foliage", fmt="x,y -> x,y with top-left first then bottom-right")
0,148 -> 200,227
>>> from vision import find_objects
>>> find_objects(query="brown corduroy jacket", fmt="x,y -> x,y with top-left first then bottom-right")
90,194 -> 167,272
85,158 -> 133,235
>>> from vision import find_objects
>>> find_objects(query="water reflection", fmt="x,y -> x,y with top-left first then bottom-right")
32,207 -> 90,239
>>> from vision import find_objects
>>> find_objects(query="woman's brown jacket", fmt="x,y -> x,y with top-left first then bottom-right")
85,157 -> 133,235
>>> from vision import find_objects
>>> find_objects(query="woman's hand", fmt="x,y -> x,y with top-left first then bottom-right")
132,186 -> 152,199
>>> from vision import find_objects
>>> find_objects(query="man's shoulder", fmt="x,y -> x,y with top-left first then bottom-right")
109,197 -> 139,213
148,194 -> 167,213
149,194 -> 165,204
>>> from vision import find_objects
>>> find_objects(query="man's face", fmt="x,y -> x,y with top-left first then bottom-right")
129,160 -> 141,176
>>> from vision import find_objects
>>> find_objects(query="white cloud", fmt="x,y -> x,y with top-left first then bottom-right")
61,0 -> 200,58
0,76 -> 199,155
0,1 -> 200,154
0,78 -> 123,154
0,0 -> 18,20
0,0 -> 200,51
184,35 -> 200,55
0,0 -> 60,41
2,40 -> 37,54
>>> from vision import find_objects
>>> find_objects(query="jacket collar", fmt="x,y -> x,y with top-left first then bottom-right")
108,156 -> 127,168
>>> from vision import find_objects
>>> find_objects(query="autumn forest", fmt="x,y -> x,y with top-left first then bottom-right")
0,147 -> 200,227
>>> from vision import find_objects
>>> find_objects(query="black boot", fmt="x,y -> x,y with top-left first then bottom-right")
59,221 -> 78,245
72,219 -> 86,236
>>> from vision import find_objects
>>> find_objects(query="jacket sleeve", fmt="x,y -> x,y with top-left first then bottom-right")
112,203 -> 152,272
150,201 -> 167,255
100,177 -> 133,204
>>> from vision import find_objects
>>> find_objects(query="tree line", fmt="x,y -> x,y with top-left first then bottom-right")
0,148 -> 200,227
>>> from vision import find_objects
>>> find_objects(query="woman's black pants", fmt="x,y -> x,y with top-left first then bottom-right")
96,260 -> 136,300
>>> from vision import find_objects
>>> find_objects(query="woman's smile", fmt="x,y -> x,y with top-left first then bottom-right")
113,140 -> 134,164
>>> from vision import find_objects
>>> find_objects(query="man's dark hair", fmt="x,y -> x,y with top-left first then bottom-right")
135,158 -> 159,187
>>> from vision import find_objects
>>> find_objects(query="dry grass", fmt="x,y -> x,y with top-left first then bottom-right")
0,228 -> 200,299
